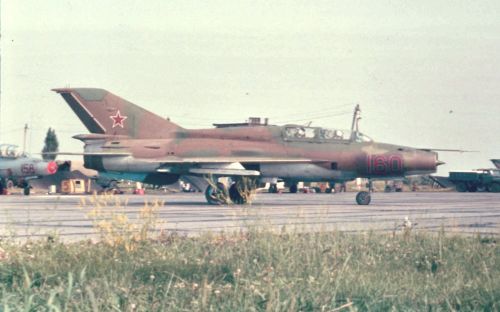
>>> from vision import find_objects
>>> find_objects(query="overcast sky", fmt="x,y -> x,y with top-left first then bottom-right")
1,0 -> 499,174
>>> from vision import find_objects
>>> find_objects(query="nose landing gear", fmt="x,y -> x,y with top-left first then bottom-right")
356,191 -> 371,205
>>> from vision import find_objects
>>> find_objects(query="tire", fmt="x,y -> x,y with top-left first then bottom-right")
268,184 -> 278,193
204,182 -> 228,205
23,186 -> 31,196
356,191 -> 371,205
6,180 -> 14,189
487,183 -> 500,193
325,188 -> 333,194
467,185 -> 477,192
476,185 -> 487,192
229,183 -> 247,204
455,183 -> 468,192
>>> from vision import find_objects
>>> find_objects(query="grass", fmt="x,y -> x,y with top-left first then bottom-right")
1,230 -> 498,311
0,196 -> 498,311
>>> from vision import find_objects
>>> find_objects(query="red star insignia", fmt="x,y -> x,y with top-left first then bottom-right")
110,110 -> 127,128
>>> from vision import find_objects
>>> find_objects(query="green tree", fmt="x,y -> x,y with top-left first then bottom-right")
41,128 -> 59,160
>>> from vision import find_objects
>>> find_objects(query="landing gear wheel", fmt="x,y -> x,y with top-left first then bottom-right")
229,183 -> 246,204
356,191 -> 371,205
23,186 -> 31,196
268,184 -> 278,193
229,179 -> 256,204
289,184 -> 298,194
205,182 -> 229,205
6,180 -> 14,189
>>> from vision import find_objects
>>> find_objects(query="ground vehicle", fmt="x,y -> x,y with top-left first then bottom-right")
449,169 -> 500,192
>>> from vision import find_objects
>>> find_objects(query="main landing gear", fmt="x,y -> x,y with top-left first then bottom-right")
0,179 -> 30,195
205,182 -> 230,205
204,177 -> 257,205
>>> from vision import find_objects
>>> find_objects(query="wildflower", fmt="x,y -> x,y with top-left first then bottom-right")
192,283 -> 199,290
214,289 -> 221,295
403,216 -> 412,229
149,275 -> 155,281
234,268 -> 241,277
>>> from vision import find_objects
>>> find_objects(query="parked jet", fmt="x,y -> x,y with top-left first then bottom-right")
52,88 -> 444,205
0,144 -> 58,195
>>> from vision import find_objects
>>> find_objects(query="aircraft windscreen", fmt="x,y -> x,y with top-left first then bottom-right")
283,126 -> 373,143
284,126 -> 356,141
0,144 -> 22,158
354,132 -> 373,143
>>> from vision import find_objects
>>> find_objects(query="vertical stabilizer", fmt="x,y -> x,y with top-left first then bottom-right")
52,88 -> 183,138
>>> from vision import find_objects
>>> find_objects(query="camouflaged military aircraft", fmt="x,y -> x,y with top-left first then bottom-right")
0,144 -> 58,195
52,88 -> 444,205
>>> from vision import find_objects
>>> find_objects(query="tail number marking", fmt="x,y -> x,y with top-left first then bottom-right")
21,164 -> 36,175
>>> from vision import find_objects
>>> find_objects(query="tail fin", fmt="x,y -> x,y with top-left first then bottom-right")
52,88 -> 183,138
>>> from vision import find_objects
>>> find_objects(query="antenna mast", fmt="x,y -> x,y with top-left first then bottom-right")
22,124 -> 29,154
350,105 -> 361,140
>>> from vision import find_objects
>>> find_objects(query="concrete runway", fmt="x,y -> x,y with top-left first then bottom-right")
1,192 -> 499,241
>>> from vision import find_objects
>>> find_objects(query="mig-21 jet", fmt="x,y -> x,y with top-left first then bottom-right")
0,144 -> 58,195
52,88 -> 444,205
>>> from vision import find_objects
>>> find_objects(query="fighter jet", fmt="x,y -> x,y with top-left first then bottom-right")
0,144 -> 58,195
52,88 -> 444,205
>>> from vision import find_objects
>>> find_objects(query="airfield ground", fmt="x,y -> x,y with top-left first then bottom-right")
1,192 -> 498,240
1,192 -> 499,310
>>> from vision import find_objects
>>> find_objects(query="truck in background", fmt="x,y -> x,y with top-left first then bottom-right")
449,160 -> 500,192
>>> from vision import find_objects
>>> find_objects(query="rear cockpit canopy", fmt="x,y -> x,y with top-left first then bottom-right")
0,144 -> 25,158
282,125 -> 372,143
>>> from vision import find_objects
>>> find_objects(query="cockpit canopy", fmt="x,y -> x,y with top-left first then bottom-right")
0,144 -> 25,158
283,125 -> 373,143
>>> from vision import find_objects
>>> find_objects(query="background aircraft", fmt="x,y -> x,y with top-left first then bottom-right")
52,88 -> 444,205
0,144 -> 58,195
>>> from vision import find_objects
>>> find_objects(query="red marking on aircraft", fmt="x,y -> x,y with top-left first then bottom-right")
367,154 -> 403,175
110,110 -> 127,128
47,161 -> 58,174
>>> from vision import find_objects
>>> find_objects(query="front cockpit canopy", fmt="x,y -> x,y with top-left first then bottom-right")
283,125 -> 372,143
0,144 -> 25,158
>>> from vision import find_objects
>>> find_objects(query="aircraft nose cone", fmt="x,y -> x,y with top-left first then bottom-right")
47,161 -> 58,175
